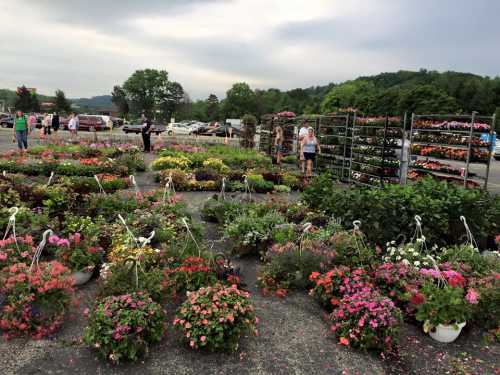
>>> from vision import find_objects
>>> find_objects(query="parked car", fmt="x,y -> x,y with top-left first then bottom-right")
0,115 -> 13,128
122,124 -> 165,135
62,115 -> 112,131
166,123 -> 193,136
495,141 -> 500,160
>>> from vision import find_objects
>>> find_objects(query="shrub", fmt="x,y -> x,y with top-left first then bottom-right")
173,283 -> 257,352
329,230 -> 376,267
201,196 -> 243,223
158,169 -> 191,190
246,174 -> 274,193
0,261 -> 74,339
303,176 -> 500,247
84,293 -> 165,363
330,288 -> 402,351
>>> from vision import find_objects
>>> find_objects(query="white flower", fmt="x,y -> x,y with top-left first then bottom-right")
396,256 -> 401,261
414,261 -> 420,266
402,259 -> 410,266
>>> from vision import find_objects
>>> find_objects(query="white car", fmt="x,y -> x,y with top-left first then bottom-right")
495,142 -> 500,160
166,123 -> 192,136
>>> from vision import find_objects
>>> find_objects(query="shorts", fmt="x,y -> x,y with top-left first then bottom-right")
53,125 -> 59,132
275,144 -> 284,153
303,152 -> 316,161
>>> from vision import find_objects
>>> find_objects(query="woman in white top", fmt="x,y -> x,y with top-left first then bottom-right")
68,114 -> 78,140
298,123 -> 309,173
300,127 -> 321,178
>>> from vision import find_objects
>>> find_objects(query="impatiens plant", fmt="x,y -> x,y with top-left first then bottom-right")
309,266 -> 373,310
84,293 -> 165,363
0,235 -> 36,268
50,233 -> 104,272
330,288 -> 402,352
0,261 -> 74,339
174,283 -> 258,352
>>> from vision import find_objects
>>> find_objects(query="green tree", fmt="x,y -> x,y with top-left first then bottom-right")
321,81 -> 377,114
121,69 -> 183,120
397,85 -> 459,114
54,89 -> 72,114
15,86 -> 38,112
206,94 -> 219,121
191,100 -> 209,122
111,85 -> 129,117
222,82 -> 257,118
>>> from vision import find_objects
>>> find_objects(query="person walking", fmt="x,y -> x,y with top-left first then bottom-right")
68,113 -> 78,141
300,127 -> 321,178
13,111 -> 30,153
43,113 -> 52,137
298,122 -> 309,173
51,112 -> 60,141
141,116 -> 152,153
274,125 -> 284,165
28,112 -> 37,133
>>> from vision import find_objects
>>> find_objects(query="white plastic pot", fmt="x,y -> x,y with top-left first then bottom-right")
429,322 -> 466,343
72,268 -> 94,286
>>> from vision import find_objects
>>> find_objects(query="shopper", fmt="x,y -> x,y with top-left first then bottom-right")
142,117 -> 152,153
68,113 -> 78,140
43,113 -> 52,137
51,112 -> 60,141
13,110 -> 29,153
300,127 -> 321,178
298,122 -> 309,173
28,112 -> 37,133
274,125 -> 284,165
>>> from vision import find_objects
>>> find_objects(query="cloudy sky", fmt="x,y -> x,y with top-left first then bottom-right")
1,0 -> 499,99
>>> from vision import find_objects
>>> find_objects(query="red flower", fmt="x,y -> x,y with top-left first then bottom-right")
410,292 -> 425,306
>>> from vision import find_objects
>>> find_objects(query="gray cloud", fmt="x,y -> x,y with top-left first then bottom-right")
1,0 -> 499,99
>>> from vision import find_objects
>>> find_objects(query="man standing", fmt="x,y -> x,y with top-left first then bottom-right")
68,113 -> 78,140
141,116 -> 152,153
13,111 -> 30,153
52,112 -> 60,141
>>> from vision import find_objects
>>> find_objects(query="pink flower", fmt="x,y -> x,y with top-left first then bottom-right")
465,288 -> 480,304
48,235 -> 60,244
339,337 -> 349,346
200,336 -> 206,342
57,239 -> 70,247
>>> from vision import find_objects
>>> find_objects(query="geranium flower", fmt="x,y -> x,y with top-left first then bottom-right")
339,337 -> 349,346
465,288 -> 479,304
410,292 -> 425,306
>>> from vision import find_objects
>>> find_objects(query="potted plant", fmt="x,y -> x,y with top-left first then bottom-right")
50,233 -> 103,285
84,292 -> 165,363
411,268 -> 479,343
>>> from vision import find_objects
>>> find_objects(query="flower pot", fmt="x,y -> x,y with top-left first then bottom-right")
429,322 -> 466,343
72,268 -> 94,286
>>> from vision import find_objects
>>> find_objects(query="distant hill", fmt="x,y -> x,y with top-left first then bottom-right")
71,95 -> 113,110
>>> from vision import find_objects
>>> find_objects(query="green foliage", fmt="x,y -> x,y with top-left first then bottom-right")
222,82 -> 257,118
201,196 -> 244,223
84,293 -> 165,363
303,176 -> 500,247
224,208 -> 286,255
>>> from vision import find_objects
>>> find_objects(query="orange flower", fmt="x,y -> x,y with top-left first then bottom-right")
339,337 -> 349,346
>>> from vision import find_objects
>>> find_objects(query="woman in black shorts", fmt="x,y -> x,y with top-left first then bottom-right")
52,112 -> 60,141
300,127 -> 320,177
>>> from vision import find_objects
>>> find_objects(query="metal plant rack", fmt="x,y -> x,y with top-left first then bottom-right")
348,114 -> 405,188
407,112 -> 496,189
315,114 -> 351,181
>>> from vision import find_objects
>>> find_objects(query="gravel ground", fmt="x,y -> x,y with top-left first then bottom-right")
0,147 -> 498,375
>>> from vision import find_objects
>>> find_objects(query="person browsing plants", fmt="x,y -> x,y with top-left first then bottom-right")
274,125 -> 284,165
298,122 -> 309,173
13,110 -> 30,153
300,127 -> 320,177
